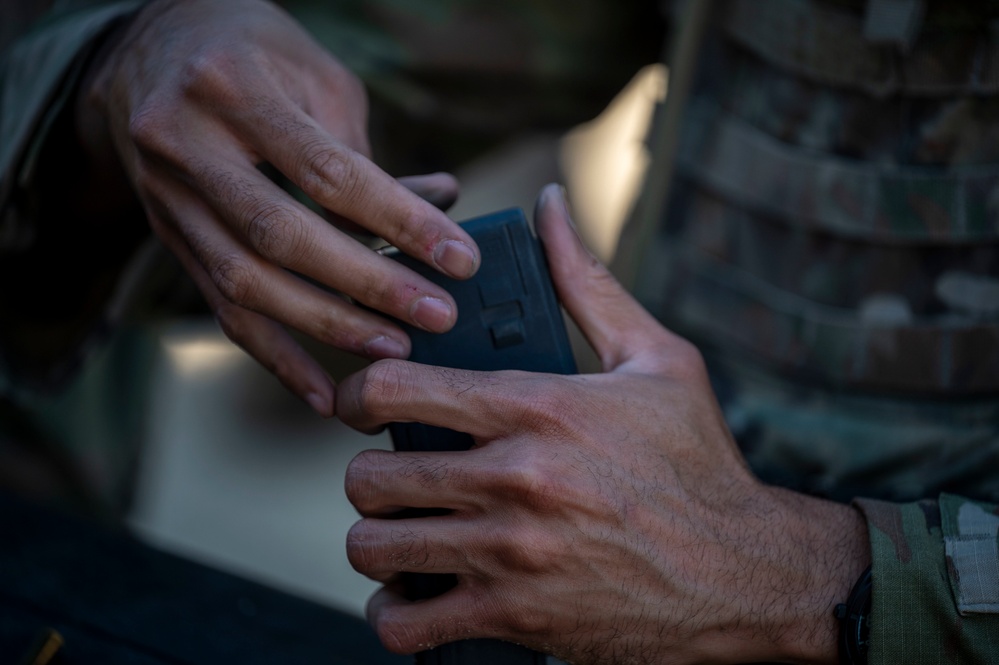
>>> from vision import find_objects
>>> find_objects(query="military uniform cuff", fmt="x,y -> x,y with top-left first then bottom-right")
854,495 -> 999,664
0,1 -> 143,248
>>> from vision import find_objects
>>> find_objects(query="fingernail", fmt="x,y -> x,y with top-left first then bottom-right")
364,335 -> 407,359
410,296 -> 454,331
305,391 -> 330,416
434,239 -> 478,278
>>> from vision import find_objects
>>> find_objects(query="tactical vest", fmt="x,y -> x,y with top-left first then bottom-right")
627,0 -> 999,395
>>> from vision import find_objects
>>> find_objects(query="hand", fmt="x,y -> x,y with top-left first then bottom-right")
76,0 -> 480,416
336,185 -> 870,664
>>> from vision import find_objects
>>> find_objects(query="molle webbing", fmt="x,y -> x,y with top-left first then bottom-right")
644,242 -> 999,394
630,0 -> 999,394
724,0 -> 999,97
677,98 -> 999,243
653,98 -> 999,392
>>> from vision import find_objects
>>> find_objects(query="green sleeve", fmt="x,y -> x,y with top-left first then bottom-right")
0,0 -> 143,250
855,495 -> 999,663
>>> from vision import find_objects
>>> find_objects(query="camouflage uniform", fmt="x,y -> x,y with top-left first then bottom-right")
620,0 -> 999,659
1,0 -> 997,661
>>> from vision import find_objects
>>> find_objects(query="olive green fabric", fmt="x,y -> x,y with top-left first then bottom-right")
636,0 -> 999,396
857,497 -> 999,663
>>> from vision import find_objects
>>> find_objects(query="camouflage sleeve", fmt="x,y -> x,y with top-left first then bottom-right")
0,0 -> 143,251
855,495 -> 999,663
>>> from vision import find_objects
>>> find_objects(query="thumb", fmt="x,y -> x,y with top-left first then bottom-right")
534,184 -> 681,372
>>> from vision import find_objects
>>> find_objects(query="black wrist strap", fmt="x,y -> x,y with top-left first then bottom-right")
834,565 -> 872,665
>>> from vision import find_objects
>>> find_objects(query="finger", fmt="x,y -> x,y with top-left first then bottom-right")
398,172 -> 460,211
367,584 -> 499,654
326,173 -> 459,236
336,359 -> 566,438
347,515 -> 479,581
149,175 -> 419,356
184,159 -> 460,333
345,449 -> 492,516
217,305 -> 338,416
225,97 -> 480,280
154,217 -> 337,416
534,183 -> 684,371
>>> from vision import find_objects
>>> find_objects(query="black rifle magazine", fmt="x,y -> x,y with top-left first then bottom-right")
382,208 -> 576,665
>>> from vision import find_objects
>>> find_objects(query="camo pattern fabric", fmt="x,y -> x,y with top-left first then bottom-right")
281,0 -> 665,176
857,496 -> 999,663
627,0 -> 999,660
637,0 -> 999,396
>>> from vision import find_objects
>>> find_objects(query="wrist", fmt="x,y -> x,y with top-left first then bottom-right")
756,487 -> 871,665
691,485 -> 871,665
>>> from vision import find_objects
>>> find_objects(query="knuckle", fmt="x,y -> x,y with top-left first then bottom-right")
495,450 -> 562,515
356,360 -> 415,418
511,382 -> 576,440
665,337 -> 708,382
344,449 -> 388,511
410,457 -> 460,491
210,253 -> 259,306
180,45 -> 245,104
390,206 -> 438,250
386,454 -> 463,495
375,614 -> 424,655
243,202 -> 307,262
388,529 -> 432,571
349,268 -> 405,313
301,143 -> 364,205
493,522 -> 560,577
345,520 -> 379,573
128,101 -> 181,160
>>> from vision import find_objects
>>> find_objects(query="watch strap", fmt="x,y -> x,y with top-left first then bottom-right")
834,565 -> 872,665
